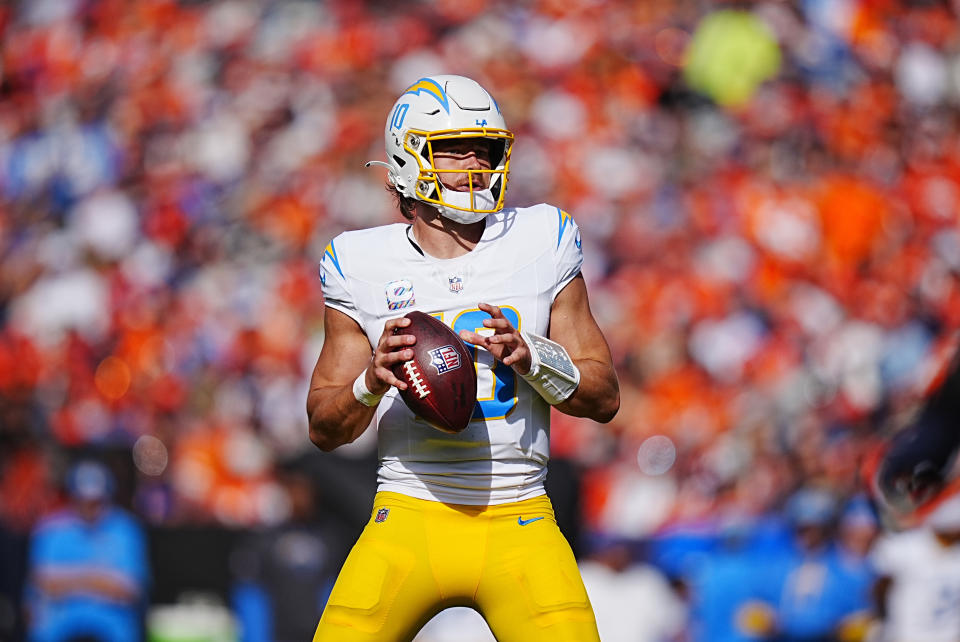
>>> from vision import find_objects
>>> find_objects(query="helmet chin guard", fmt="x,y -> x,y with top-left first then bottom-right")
368,75 -> 514,222
435,188 -> 497,223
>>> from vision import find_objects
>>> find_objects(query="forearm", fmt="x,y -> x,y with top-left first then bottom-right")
553,357 -> 619,423
307,379 -> 378,451
307,313 -> 417,451
36,568 -> 140,603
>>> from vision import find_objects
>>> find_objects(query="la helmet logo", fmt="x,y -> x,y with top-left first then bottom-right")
375,508 -> 390,523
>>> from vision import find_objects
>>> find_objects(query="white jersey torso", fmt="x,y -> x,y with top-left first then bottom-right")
319,204 -> 583,505
873,529 -> 960,642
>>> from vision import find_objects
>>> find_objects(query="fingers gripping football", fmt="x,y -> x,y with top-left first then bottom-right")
369,317 -> 416,393
458,302 -> 533,374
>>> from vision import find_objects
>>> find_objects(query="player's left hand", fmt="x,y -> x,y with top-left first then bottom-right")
459,302 -> 533,375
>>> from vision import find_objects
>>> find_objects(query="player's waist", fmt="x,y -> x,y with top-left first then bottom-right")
377,437 -> 550,464
377,459 -> 548,505
379,457 -> 548,477
370,490 -> 555,516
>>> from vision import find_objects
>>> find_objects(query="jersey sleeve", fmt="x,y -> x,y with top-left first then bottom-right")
318,235 -> 362,325
553,207 -> 583,299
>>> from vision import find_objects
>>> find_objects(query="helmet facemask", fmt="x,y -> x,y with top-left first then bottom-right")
405,129 -> 513,224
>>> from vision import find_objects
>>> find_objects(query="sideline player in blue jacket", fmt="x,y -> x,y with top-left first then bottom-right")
25,460 -> 149,642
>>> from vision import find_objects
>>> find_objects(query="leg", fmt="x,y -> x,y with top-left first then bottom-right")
475,496 -> 599,642
314,497 -> 444,642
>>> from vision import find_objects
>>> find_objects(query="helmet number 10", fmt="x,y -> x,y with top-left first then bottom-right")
391,103 -> 409,131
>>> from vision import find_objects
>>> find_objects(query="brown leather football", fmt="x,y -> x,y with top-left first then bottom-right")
391,311 -> 477,433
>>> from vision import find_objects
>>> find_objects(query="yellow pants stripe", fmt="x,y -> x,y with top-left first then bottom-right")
314,491 -> 600,642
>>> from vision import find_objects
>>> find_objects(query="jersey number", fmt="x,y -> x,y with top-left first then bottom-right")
434,307 -> 520,421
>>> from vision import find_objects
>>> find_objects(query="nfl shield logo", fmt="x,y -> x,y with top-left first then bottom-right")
428,345 -> 462,374
448,275 -> 463,293
375,508 -> 389,523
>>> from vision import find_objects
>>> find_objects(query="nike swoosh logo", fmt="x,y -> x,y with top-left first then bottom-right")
518,516 -> 544,526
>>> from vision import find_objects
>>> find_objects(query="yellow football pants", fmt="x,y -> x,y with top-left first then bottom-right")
313,491 -> 600,642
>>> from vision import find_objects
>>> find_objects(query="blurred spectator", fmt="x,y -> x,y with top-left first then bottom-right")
24,460 -> 150,642
228,462 -> 352,642
761,487 -> 877,642
873,493 -> 960,642
578,538 -> 686,642
672,519 -> 785,642
684,9 -> 781,107
833,496 -> 880,640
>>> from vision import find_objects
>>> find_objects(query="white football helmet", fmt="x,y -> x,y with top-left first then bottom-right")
367,75 -> 514,224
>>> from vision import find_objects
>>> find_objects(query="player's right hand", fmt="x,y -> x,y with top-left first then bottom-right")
367,316 -> 417,394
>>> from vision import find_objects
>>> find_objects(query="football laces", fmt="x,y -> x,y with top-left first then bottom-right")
403,361 -> 430,399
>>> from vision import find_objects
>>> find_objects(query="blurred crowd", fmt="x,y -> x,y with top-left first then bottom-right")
2,0 -> 960,640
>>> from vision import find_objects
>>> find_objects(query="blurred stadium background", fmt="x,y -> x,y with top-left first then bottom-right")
2,0 -> 960,640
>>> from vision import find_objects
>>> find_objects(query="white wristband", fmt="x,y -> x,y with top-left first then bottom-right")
520,331 -> 581,405
352,370 -> 384,407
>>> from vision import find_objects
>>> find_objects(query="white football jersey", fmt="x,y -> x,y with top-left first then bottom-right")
872,529 -> 960,642
319,204 -> 583,505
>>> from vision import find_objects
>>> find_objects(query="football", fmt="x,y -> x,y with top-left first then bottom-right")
391,311 -> 477,433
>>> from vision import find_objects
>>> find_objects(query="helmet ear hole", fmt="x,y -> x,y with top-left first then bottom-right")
392,155 -> 407,168
417,180 -> 436,198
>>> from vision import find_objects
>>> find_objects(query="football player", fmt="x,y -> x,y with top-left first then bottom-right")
869,337 -> 960,528
307,75 -> 619,641
872,492 -> 960,642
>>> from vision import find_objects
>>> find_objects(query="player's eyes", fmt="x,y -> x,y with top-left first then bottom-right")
433,140 -> 490,159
